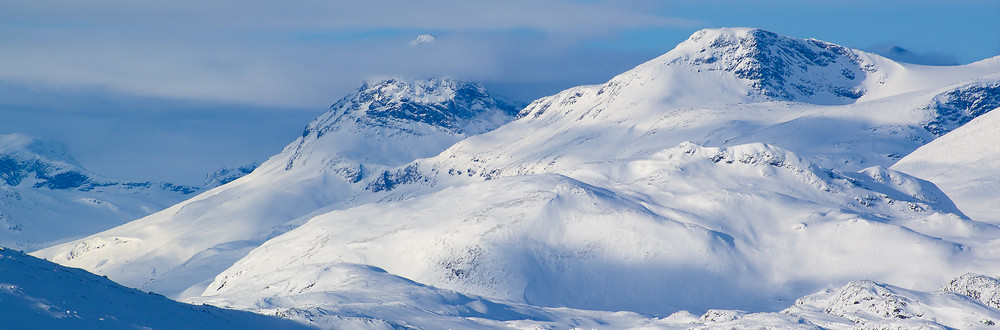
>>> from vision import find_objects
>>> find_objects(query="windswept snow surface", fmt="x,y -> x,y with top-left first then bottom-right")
0,134 -> 198,251
194,266 -> 1000,329
0,247 -> 310,329
207,143 -> 998,315
893,103 -> 1000,224
34,28 -> 1000,328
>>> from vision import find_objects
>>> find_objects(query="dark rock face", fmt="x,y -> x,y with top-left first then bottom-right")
822,280 -> 921,321
204,162 -> 260,188
942,273 -> 1000,309
681,28 -> 872,104
285,77 -> 520,176
34,170 -> 90,190
304,78 -> 520,139
366,164 -> 427,193
923,82 -> 1000,136
0,154 -> 91,190
0,155 -> 30,186
358,78 -> 518,132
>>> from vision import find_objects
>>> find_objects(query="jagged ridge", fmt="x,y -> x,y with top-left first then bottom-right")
923,81 -> 1000,136
284,77 -> 519,172
673,28 -> 873,103
303,77 -> 519,137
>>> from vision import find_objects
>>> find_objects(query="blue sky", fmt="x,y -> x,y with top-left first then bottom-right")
1,0 -> 998,185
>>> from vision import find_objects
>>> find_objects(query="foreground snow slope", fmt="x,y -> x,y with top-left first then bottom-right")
35,78 -> 518,299
207,143 -> 998,315
195,259 -> 1000,329
0,247 -> 310,329
0,134 -> 197,251
893,100 -> 1000,224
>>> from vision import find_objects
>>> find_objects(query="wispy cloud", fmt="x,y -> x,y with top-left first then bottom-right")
0,0 -> 697,107
3,0 -> 693,32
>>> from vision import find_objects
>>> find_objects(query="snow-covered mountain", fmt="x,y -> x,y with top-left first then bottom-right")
393,28 -> 999,184
921,80 -> 1000,136
0,134 -> 198,251
35,77 -> 519,299
866,44 -> 960,66
0,247 -> 309,329
34,28 -> 1000,328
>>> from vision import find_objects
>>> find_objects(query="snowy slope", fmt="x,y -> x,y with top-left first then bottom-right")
206,142 -> 997,316
892,102 -> 1000,224
0,247 -> 310,329
194,259 -> 1000,329
35,78 -> 519,299
0,134 -> 198,251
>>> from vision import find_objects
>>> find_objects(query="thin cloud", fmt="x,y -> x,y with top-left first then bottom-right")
1,1 -> 695,33
0,0 -> 696,108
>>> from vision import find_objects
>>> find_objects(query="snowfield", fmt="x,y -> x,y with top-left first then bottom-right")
32,27 -> 1000,328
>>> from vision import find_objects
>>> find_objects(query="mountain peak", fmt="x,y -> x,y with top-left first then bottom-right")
0,133 -> 80,167
677,27 -> 826,58
353,77 -> 516,131
303,77 -> 518,138
664,27 -> 873,104
682,27 -> 771,45
283,77 -> 520,171
865,44 -> 960,66
0,133 -> 92,189
0,133 -> 198,193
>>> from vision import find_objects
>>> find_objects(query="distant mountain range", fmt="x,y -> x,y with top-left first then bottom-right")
0,134 -> 199,251
27,27 -> 1000,328
0,133 -> 271,251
